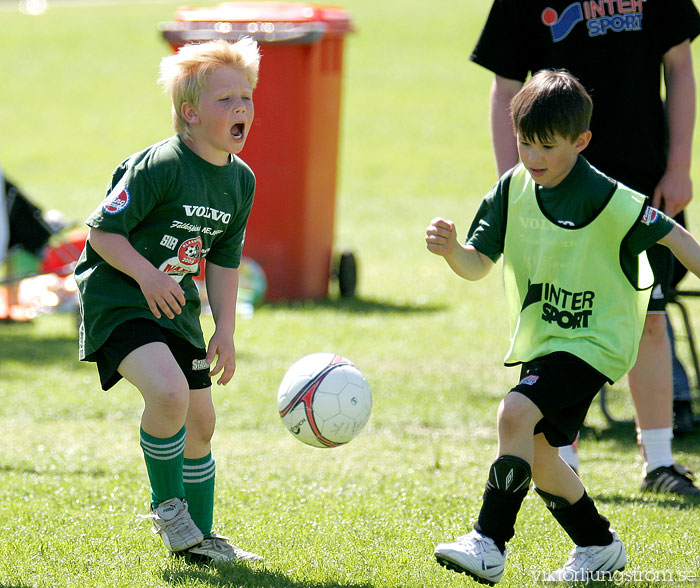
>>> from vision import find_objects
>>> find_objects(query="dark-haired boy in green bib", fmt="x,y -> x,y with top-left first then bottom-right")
426,69 -> 700,585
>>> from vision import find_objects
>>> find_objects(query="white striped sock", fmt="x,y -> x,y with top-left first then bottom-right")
183,456 -> 216,484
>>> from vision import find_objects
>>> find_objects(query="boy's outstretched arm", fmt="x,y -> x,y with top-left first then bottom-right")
88,228 -> 185,319
426,217 -> 495,281
204,261 -> 239,385
659,223 -> 700,279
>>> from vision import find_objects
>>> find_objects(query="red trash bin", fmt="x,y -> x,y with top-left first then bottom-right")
160,3 -> 354,300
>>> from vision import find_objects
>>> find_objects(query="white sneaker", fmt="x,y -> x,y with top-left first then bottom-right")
546,529 -> 626,582
181,533 -> 263,565
145,498 -> 203,552
434,529 -> 506,585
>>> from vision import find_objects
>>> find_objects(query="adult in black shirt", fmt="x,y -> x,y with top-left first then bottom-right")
471,0 -> 700,496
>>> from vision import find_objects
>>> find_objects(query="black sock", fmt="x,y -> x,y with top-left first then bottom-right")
475,455 -> 531,552
536,488 -> 613,547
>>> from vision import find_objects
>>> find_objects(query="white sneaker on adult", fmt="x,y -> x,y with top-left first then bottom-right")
434,529 -> 506,585
181,533 -> 264,565
145,497 -> 203,552
546,529 -> 626,582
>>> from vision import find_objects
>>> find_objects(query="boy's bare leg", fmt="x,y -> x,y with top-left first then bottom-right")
467,392 -> 541,552
119,342 -> 203,551
185,388 -> 216,459
181,387 -> 217,541
496,392 -> 544,463
532,432 -> 621,576
118,342 -> 190,437
432,392 -> 542,582
532,434 -> 584,504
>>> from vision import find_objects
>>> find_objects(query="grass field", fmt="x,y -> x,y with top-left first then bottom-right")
2,1 -> 700,586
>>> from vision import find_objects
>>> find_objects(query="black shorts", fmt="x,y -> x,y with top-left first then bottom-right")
510,352 -> 607,447
647,242 -> 674,313
643,211 -> 685,313
93,318 -> 211,391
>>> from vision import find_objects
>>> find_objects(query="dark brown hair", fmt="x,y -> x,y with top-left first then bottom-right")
510,69 -> 592,144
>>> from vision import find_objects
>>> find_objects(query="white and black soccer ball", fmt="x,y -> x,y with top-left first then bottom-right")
277,353 -> 372,448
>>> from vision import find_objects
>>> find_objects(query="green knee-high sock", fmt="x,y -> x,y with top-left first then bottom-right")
183,453 -> 216,537
140,426 -> 186,509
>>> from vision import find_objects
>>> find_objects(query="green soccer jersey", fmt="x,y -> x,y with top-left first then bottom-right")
76,135 -> 255,360
466,156 -> 675,271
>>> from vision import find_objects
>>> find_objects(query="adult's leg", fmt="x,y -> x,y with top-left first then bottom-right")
628,313 -> 677,475
628,313 -> 673,431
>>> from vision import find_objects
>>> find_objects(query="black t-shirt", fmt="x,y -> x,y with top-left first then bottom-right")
470,0 -> 700,195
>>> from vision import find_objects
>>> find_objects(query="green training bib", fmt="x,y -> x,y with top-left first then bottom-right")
503,164 -> 653,383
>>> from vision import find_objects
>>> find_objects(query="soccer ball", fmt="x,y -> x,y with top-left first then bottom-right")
277,353 -> 372,448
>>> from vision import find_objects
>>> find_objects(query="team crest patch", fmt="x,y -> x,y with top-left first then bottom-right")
178,237 -> 202,266
519,375 -> 539,386
641,207 -> 659,226
159,236 -> 203,283
102,178 -> 130,214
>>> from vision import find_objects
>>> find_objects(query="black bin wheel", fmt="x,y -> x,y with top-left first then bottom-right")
337,250 -> 357,298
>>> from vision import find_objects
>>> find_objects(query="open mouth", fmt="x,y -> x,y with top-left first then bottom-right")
231,123 -> 245,140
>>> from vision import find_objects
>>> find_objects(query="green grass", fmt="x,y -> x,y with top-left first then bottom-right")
2,1 -> 700,586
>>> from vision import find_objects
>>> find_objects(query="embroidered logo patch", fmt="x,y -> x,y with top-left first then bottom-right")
102,178 -> 130,214
519,375 -> 539,386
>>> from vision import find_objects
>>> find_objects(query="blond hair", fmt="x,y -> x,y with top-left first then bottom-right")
158,38 -> 260,141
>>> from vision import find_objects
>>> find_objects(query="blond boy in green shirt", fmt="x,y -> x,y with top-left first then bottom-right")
76,38 -> 262,564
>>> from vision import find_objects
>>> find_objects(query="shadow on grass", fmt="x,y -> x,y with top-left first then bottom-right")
592,491 -> 700,509
579,421 -> 637,445
266,296 -> 443,314
0,463 -> 111,478
581,420 -> 700,454
0,327 -> 77,366
163,565 -> 375,588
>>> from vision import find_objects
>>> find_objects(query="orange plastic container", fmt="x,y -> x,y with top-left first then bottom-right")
160,3 -> 353,300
